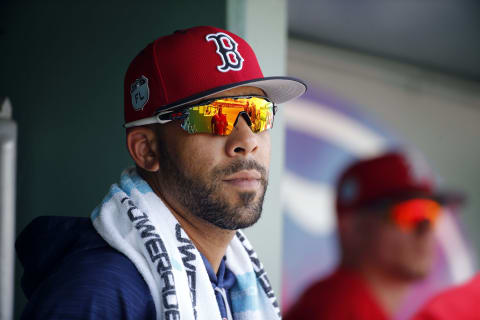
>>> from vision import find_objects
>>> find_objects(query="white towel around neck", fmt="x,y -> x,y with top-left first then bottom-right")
91,168 -> 281,320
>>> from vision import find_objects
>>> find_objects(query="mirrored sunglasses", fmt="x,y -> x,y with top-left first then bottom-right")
390,198 -> 441,232
156,96 -> 277,136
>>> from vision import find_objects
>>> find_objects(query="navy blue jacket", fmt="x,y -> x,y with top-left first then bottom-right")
16,216 -> 156,319
16,216 -> 236,319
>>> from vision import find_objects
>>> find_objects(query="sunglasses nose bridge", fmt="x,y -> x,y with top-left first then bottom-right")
233,111 -> 252,128
414,218 -> 436,235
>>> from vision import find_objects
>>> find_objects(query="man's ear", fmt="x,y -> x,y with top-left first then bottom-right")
126,127 -> 160,172
338,213 -> 360,248
338,214 -> 354,239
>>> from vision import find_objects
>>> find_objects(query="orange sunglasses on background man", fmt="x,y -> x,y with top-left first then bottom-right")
336,151 -> 461,230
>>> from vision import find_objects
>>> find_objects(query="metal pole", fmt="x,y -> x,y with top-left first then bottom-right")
0,97 -> 17,320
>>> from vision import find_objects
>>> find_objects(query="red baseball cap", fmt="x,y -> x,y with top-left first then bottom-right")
123,26 -> 307,127
336,151 -> 450,215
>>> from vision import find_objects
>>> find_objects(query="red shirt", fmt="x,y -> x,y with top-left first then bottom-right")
284,267 -> 388,320
412,273 -> 480,320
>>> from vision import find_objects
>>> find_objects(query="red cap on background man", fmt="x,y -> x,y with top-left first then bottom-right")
336,151 -> 461,215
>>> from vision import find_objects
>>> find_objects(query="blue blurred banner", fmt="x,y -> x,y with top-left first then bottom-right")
281,88 -> 476,319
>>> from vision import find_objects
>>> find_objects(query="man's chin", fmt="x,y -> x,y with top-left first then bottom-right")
206,197 -> 263,230
218,211 -> 262,230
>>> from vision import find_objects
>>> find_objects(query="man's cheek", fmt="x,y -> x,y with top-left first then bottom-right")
262,134 -> 272,165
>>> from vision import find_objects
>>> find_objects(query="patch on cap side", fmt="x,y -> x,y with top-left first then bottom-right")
339,178 -> 359,205
130,75 -> 150,111
206,32 -> 244,72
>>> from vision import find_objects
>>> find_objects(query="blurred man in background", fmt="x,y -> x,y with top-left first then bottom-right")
285,151 -> 446,320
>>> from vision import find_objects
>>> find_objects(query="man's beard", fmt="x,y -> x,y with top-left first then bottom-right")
156,142 -> 268,230
391,246 -> 435,281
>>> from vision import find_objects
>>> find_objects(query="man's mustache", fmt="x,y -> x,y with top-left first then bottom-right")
213,159 -> 268,184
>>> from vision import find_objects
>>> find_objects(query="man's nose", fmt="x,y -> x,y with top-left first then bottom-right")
415,219 -> 435,235
225,115 -> 258,156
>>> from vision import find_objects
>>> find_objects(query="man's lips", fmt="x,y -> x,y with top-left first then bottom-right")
224,170 -> 262,181
223,170 -> 262,189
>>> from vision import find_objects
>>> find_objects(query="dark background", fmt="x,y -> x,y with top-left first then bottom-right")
0,1 -> 226,317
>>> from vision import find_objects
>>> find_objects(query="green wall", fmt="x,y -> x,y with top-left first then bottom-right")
0,1 -> 227,317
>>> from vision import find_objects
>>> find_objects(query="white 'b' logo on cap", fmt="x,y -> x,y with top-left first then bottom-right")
206,32 -> 244,72
130,75 -> 149,111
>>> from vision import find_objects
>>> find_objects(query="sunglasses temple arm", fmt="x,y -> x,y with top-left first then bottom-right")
155,113 -> 173,124
156,110 -> 190,124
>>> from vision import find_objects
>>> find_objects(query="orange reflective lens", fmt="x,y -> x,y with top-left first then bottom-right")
390,199 -> 441,231
164,96 -> 275,136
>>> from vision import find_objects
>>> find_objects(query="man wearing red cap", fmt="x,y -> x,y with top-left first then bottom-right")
16,26 -> 306,319
285,151 -> 444,320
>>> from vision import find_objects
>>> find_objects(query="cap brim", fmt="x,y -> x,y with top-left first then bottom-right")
433,191 -> 466,207
346,188 -> 466,213
156,76 -> 307,113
